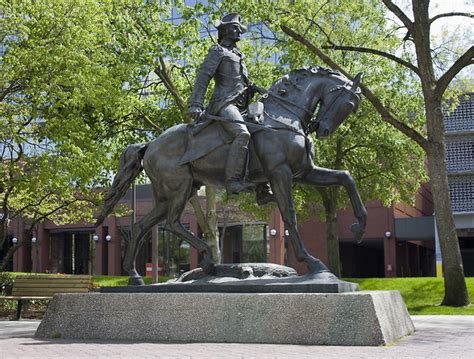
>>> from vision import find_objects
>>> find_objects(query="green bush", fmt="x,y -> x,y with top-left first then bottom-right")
0,272 -> 14,296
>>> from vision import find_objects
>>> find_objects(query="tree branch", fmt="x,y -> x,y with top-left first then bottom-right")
281,25 -> 428,151
134,106 -> 162,132
381,0 -> 414,31
189,195 -> 211,234
430,12 -> 474,24
10,192 -> 56,219
322,45 -> 419,75
435,46 -> 474,99
33,198 -> 79,220
154,57 -> 187,114
0,80 -> 24,102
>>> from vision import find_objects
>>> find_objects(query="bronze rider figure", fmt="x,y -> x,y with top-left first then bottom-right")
188,13 -> 266,195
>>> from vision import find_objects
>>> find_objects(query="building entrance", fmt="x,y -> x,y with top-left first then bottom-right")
49,232 -> 94,274
221,224 -> 267,264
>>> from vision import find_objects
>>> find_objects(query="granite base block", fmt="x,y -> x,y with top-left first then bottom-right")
35,291 -> 414,346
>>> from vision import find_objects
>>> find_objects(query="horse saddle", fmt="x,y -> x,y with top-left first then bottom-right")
178,102 -> 265,165
178,120 -> 233,165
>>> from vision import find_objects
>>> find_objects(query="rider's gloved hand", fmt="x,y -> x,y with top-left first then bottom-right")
188,105 -> 203,121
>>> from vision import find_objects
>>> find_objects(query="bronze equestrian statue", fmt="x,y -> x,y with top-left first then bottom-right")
96,14 -> 367,285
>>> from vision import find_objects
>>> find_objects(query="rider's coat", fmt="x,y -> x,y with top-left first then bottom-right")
189,43 -> 250,114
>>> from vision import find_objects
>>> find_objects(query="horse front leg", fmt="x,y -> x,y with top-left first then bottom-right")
268,165 -> 330,274
299,166 -> 367,243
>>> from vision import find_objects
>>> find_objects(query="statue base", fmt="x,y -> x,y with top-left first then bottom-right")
35,291 -> 414,345
105,263 -> 360,293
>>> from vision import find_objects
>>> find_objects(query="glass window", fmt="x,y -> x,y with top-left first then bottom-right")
241,224 -> 267,263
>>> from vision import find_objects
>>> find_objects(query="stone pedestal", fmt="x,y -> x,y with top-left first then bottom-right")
36,291 -> 414,345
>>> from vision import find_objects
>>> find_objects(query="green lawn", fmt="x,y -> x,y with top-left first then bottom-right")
346,277 -> 474,315
91,275 -> 170,287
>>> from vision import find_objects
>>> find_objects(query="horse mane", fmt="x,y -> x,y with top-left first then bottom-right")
268,66 -> 341,92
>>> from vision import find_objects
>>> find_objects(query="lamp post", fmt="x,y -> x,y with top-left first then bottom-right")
31,237 -> 40,273
384,231 -> 393,274
11,237 -> 18,272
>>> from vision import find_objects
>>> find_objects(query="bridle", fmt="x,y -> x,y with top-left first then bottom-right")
261,71 -> 362,136
309,83 -> 360,134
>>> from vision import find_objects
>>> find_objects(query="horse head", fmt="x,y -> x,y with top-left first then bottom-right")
312,71 -> 362,139
264,67 -> 362,138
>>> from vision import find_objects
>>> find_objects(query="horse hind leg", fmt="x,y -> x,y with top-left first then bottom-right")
164,183 -> 215,274
124,203 -> 167,285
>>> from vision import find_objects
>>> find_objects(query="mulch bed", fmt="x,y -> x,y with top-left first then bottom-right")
0,302 -> 47,320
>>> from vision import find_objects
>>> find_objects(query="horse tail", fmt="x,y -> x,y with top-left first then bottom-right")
95,143 -> 149,227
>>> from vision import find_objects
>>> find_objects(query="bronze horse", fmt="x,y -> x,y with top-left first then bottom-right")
96,67 -> 367,284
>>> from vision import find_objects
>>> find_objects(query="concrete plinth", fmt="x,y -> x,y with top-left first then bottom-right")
35,291 -> 414,346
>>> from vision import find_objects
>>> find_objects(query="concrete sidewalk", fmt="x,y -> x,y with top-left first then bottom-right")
0,316 -> 473,358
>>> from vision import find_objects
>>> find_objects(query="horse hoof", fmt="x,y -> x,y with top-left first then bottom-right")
200,261 -> 216,275
305,256 -> 330,273
128,270 -> 145,286
306,270 -> 339,281
351,223 -> 365,244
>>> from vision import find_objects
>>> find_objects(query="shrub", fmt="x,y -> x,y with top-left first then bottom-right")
0,272 -> 14,296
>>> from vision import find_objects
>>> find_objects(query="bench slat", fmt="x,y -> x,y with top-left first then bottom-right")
13,283 -> 90,288
15,275 -> 91,279
12,289 -> 89,296
14,280 -> 90,286
0,296 -> 53,300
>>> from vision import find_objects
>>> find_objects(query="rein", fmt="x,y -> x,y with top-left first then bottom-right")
264,91 -> 313,120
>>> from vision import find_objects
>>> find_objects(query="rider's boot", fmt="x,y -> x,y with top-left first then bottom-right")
256,183 -> 275,205
226,137 -> 256,195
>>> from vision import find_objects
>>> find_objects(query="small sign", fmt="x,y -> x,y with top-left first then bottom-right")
146,263 -> 164,276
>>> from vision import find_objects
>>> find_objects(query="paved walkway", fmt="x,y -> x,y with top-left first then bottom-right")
0,316 -> 473,358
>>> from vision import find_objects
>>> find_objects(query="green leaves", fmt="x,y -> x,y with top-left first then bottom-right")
0,0 -> 132,236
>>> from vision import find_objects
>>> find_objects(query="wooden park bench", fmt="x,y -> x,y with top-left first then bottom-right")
0,275 -> 91,320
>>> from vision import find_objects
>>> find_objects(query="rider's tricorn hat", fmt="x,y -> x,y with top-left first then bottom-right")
214,13 -> 247,33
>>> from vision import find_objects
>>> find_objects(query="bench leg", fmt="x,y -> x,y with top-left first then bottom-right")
14,300 -> 27,320
14,300 -> 22,320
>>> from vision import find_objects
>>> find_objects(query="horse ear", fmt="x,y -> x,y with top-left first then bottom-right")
351,72 -> 363,90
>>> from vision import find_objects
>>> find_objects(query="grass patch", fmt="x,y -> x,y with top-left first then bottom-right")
345,277 -> 474,315
91,275 -> 170,287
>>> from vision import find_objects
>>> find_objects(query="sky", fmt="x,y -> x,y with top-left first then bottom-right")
389,0 -> 473,81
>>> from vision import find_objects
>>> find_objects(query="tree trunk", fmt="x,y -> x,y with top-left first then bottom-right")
0,245 -> 17,271
0,215 -> 8,254
425,103 -> 469,306
322,188 -> 341,277
202,186 -> 221,263
411,1 -> 468,306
